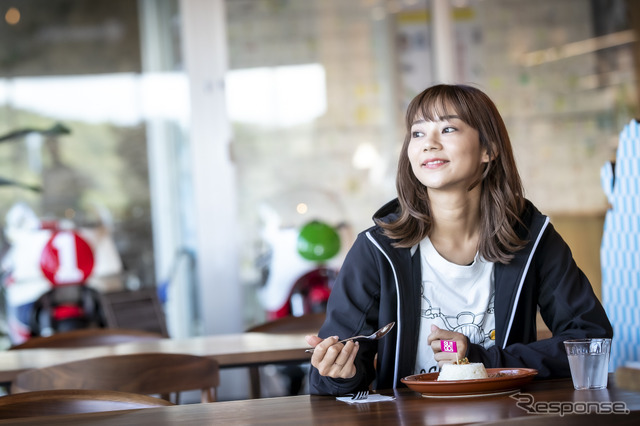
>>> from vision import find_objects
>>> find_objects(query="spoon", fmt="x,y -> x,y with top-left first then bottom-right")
305,321 -> 395,353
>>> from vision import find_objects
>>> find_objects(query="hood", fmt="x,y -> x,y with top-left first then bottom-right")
372,198 -> 401,224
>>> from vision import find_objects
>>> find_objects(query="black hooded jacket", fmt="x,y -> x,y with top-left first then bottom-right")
309,199 -> 613,395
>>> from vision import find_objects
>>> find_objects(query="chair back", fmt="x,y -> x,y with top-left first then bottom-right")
9,327 -> 165,350
11,353 -> 219,403
0,389 -> 174,419
246,313 -> 325,398
99,288 -> 169,336
247,312 -> 326,334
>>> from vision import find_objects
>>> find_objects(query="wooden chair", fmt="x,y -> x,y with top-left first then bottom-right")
0,389 -> 174,419
98,288 -> 169,337
9,327 -> 165,350
2,328 -> 165,397
246,313 -> 325,398
247,313 -> 326,335
536,311 -> 553,340
11,353 -> 220,404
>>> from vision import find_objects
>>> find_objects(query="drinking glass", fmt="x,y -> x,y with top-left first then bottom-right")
563,338 -> 611,390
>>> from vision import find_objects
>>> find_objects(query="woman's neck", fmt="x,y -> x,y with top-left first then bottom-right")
427,188 -> 482,265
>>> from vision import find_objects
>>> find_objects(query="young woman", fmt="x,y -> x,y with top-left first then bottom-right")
305,84 -> 613,395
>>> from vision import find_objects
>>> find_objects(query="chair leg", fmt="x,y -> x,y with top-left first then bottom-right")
281,364 -> 305,395
201,387 -> 216,402
249,366 -> 261,399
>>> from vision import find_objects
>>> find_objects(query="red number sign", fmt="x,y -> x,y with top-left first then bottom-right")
39,231 -> 95,286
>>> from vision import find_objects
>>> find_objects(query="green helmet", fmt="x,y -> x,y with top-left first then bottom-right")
297,220 -> 340,261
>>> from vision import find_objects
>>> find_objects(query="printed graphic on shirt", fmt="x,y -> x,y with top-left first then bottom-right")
420,292 -> 495,347
414,237 -> 496,375
415,285 -> 496,374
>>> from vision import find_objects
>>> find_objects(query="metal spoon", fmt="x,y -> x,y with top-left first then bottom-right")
305,321 -> 395,353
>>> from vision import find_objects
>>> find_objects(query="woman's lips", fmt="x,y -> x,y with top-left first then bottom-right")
422,159 -> 448,169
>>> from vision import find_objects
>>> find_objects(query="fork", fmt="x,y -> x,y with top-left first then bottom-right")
349,390 -> 369,400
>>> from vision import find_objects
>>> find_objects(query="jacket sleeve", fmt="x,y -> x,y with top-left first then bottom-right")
467,222 -> 613,378
308,233 -> 381,395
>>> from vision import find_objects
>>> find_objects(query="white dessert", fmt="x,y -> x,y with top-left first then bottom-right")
437,362 -> 488,381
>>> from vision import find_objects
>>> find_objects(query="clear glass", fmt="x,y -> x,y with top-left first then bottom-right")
225,0 -> 404,325
1,0 -> 636,341
225,0 -> 638,327
0,0 -> 177,345
564,338 -> 612,390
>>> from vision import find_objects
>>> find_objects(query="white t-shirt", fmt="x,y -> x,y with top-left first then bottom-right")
414,237 -> 496,374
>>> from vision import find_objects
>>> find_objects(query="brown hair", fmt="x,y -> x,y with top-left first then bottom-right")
377,84 -> 526,263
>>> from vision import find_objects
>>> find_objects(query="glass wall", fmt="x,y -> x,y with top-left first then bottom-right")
0,0 -> 636,347
0,0 -> 182,345
225,0 -> 402,324
225,0 -> 637,326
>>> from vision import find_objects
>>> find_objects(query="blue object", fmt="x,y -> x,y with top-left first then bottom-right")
601,119 -> 640,371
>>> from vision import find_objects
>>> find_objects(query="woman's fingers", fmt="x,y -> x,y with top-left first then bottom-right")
341,341 -> 359,377
315,339 -> 358,379
427,325 -> 468,364
310,336 -> 339,370
330,340 -> 358,379
316,338 -> 344,374
433,349 -> 457,367
305,334 -> 323,349
332,340 -> 356,367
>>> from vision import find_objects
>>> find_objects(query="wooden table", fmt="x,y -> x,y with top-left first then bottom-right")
0,332 -> 309,385
1,374 -> 638,425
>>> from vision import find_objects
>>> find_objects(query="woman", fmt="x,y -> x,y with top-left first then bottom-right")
305,84 -> 613,395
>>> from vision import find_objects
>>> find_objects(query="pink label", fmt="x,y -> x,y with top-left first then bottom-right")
441,340 -> 457,353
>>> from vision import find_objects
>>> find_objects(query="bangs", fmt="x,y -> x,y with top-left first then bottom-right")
406,86 -> 475,127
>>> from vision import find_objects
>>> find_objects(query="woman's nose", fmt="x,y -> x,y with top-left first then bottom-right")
422,133 -> 440,152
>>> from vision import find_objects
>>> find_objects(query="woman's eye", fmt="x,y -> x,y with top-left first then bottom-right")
412,131 -> 424,138
442,127 -> 456,134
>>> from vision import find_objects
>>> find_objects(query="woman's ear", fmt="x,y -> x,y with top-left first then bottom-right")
482,144 -> 497,163
481,149 -> 491,164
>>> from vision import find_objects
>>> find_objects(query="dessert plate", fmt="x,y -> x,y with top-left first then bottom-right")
401,368 -> 538,398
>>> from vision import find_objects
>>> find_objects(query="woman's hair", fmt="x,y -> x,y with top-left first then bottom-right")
377,84 -> 526,263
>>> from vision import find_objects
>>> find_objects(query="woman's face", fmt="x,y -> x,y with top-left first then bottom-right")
407,110 -> 489,193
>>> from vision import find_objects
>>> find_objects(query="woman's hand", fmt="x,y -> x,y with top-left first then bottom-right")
427,325 -> 468,367
305,335 -> 359,379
